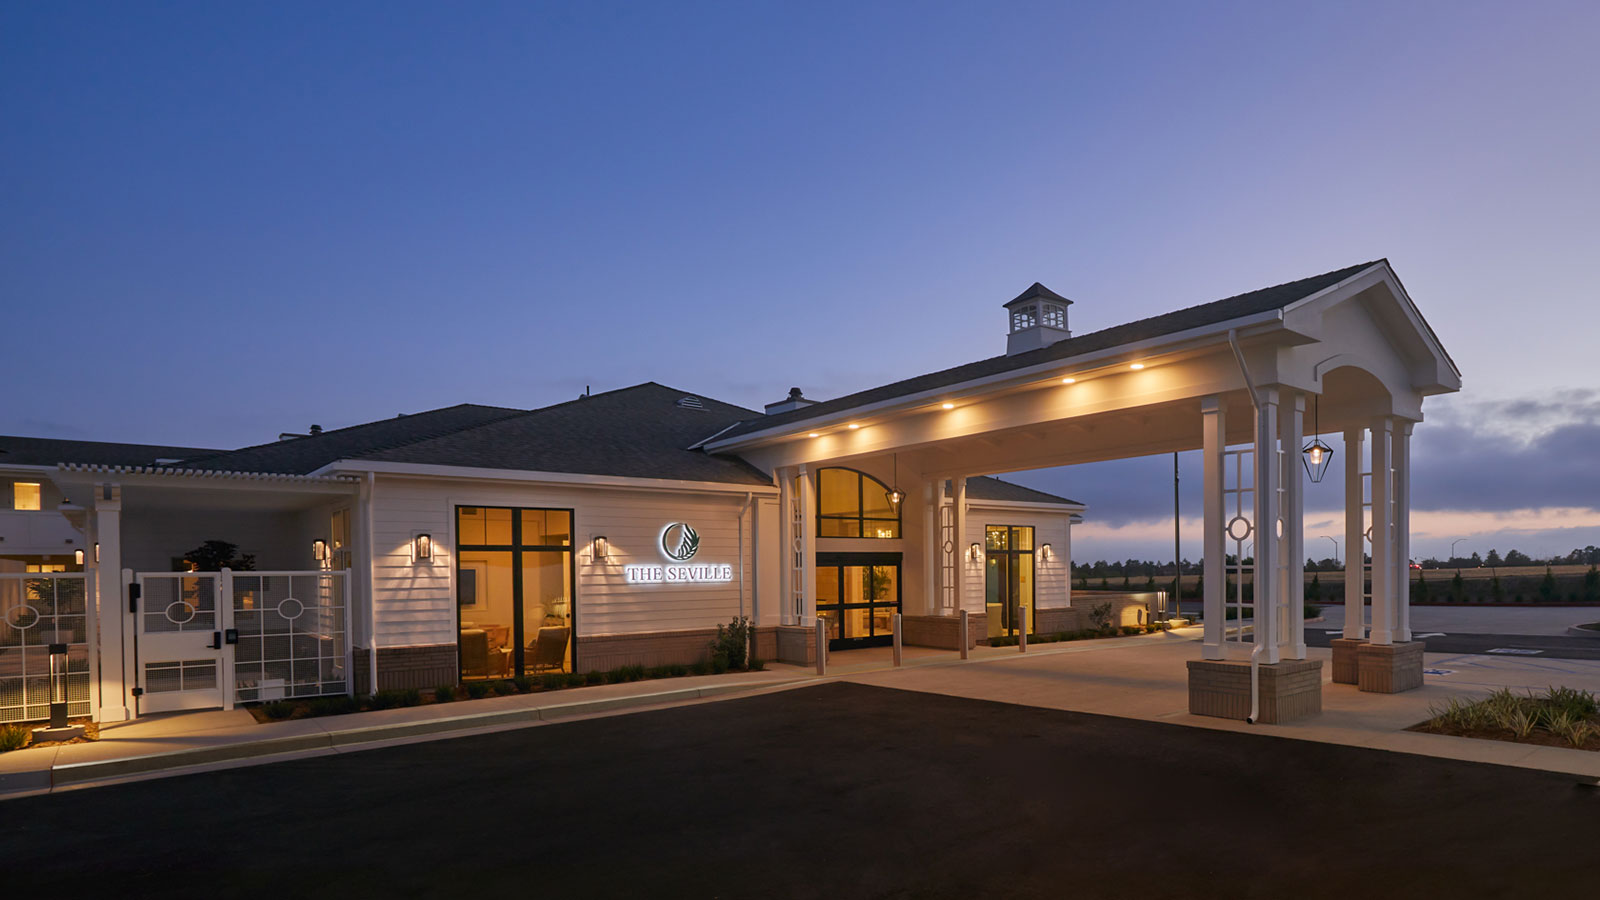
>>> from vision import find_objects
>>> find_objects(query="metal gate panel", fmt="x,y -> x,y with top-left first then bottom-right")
0,574 -> 90,724
135,573 -> 227,713
230,570 -> 349,703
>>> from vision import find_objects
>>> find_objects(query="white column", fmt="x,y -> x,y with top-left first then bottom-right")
93,483 -> 130,722
1281,392 -> 1306,659
1394,421 -> 1414,642
798,465 -> 817,624
1368,418 -> 1395,645
1253,389 -> 1281,664
1201,397 -> 1226,660
952,476 -> 968,615
923,480 -> 938,617
1342,427 -> 1366,640
777,468 -> 795,625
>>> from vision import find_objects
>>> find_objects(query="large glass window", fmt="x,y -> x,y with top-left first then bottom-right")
456,506 -> 574,680
985,525 -> 1034,637
817,468 -> 900,539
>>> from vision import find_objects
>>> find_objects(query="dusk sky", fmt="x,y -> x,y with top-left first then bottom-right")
5,2 -> 1597,563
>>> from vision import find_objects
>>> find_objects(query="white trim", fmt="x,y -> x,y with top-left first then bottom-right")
56,462 -> 359,485
315,459 -> 777,495
705,308 -> 1296,451
966,498 -> 1087,513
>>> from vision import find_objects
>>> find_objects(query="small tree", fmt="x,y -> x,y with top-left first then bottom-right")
1306,574 -> 1322,603
709,616 -> 750,670
1538,568 -> 1558,603
1413,572 -> 1428,603
1584,565 -> 1599,603
1491,574 -> 1506,603
1450,572 -> 1465,602
1088,602 -> 1114,633
178,540 -> 255,572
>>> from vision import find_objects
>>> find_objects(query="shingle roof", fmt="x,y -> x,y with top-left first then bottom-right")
1005,282 -> 1072,308
177,403 -> 527,475
0,436 -> 220,468
357,383 -> 773,486
715,261 -> 1381,442
964,475 -> 1082,508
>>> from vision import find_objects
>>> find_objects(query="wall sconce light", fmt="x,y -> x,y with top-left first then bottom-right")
969,542 -> 982,562
1040,543 -> 1052,559
94,542 -> 100,563
312,538 -> 329,562
74,548 -> 85,566
415,533 -> 432,562
593,535 -> 609,561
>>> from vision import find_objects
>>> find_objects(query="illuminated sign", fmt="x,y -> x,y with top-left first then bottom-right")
624,522 -> 733,585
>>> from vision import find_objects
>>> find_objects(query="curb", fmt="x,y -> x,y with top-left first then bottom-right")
20,679 -> 795,795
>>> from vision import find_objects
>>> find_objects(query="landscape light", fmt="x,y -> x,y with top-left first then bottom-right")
49,642 -> 68,729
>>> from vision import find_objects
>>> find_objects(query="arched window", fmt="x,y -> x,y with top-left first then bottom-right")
817,468 -> 901,539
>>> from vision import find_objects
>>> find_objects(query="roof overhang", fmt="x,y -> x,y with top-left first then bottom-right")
315,459 -> 778,496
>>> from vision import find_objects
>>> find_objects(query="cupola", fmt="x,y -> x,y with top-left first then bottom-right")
1004,283 -> 1073,355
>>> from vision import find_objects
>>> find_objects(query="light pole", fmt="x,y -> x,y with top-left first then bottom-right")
1451,538 -> 1465,574
1321,535 -> 1339,565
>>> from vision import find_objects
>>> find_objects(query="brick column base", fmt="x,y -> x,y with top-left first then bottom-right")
902,615 -> 980,650
774,625 -> 817,665
1186,658 -> 1323,724
1330,638 -> 1367,684
1357,640 -> 1425,693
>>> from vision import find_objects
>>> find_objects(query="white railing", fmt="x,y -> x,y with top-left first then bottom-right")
0,573 -> 90,724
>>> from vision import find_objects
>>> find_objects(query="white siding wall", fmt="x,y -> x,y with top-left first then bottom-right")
960,506 -> 1074,613
369,476 -> 761,649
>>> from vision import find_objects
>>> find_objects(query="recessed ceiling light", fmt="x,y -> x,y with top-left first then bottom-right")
1129,363 -> 1145,370
941,402 -> 954,410
848,423 -> 860,429
807,432 -> 820,438
1061,377 -> 1076,384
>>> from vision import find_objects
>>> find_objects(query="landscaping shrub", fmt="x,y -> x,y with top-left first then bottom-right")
371,688 -> 421,710
308,696 -> 358,716
540,673 -> 567,691
1539,568 -> 1558,602
262,700 -> 297,720
748,658 -> 766,671
512,675 -> 533,693
491,680 -> 519,696
710,616 -> 751,671
1088,602 -> 1114,633
433,684 -> 457,703
466,681 -> 491,699
1304,604 -> 1322,620
1119,625 -> 1141,636
0,723 -> 32,752
689,659 -> 712,676
564,672 -> 588,688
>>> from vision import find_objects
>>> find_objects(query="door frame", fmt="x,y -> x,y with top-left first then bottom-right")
816,551 -> 903,649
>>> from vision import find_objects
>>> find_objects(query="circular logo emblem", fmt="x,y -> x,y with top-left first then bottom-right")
660,523 -> 700,562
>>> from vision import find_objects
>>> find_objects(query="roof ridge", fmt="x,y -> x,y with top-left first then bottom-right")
176,402 -> 527,465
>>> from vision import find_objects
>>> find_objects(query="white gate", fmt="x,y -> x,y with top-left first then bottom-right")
135,572 -> 227,713
133,568 -> 351,714
0,574 -> 91,724
229,570 -> 350,703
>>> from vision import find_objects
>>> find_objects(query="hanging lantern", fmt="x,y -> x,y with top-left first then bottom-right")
885,454 -> 905,510
1302,394 -> 1334,483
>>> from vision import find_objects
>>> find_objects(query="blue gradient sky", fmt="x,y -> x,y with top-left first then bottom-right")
5,2 -> 1597,561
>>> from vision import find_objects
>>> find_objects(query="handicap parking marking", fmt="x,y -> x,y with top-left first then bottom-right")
1423,668 -> 1455,676
1485,648 -> 1542,655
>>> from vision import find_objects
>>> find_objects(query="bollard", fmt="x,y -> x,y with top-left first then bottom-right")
892,613 -> 903,667
959,608 -> 969,660
1019,619 -> 1027,653
815,617 -> 826,676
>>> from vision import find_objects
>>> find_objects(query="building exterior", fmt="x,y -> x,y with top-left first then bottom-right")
1,259 -> 1458,725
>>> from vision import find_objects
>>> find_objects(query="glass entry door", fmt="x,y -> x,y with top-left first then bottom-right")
985,526 -> 1034,638
816,553 -> 901,649
456,507 -> 574,680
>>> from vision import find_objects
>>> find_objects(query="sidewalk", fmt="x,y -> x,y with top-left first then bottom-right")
0,668 -> 803,798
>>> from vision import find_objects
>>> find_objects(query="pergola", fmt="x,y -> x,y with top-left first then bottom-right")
709,260 -> 1459,721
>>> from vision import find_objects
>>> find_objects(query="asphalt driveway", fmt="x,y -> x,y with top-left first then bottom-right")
4,682 -> 1596,898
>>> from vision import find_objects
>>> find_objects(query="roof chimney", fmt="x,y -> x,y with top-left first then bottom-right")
1004,283 -> 1073,355
310,424 -> 323,435
765,387 -> 817,415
